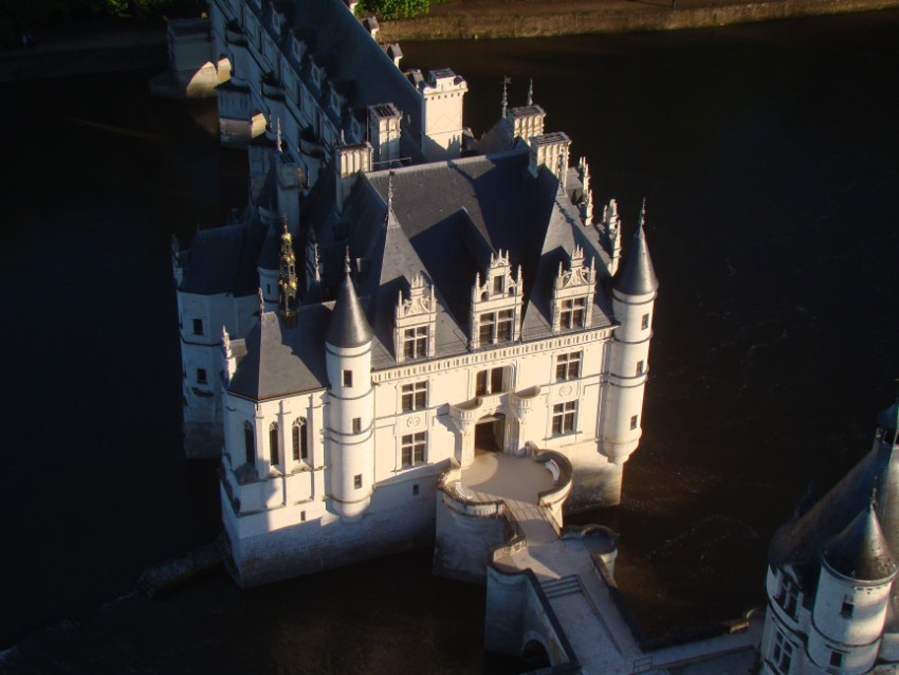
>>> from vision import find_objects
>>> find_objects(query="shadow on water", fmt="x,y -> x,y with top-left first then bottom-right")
2,9 -> 899,671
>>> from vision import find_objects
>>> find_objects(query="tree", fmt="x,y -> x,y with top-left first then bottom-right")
358,0 -> 430,20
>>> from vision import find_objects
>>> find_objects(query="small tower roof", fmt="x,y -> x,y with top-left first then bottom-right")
326,263 -> 373,348
614,204 -> 658,296
878,395 -> 899,434
823,501 -> 898,582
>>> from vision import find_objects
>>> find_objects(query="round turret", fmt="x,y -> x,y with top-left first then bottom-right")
809,503 -> 898,673
325,264 -> 375,522
601,208 -> 658,466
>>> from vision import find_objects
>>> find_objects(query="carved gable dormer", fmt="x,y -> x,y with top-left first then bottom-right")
552,245 -> 596,333
470,250 -> 523,350
394,273 -> 437,362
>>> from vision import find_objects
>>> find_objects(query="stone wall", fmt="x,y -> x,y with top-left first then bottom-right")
380,0 -> 899,40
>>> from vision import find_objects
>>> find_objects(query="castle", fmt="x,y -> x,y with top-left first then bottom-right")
171,0 -> 656,587
167,0 -> 899,672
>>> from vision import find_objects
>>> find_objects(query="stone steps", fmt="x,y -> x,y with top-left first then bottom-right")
542,575 -> 581,599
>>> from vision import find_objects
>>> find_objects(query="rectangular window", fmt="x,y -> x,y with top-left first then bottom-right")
771,629 -> 793,675
636,360 -> 645,376
491,367 -> 504,394
292,420 -> 308,461
197,368 -> 207,384
493,276 -> 504,294
552,401 -> 577,436
476,370 -> 489,396
641,313 -> 650,330
556,352 -> 581,381
343,370 -> 353,387
830,651 -> 843,669
300,510 -> 306,522
497,309 -> 514,342
401,382 -> 428,412
840,600 -> 854,618
412,484 -> 420,496
401,432 -> 426,467
630,415 -> 639,430
479,312 -> 495,345
192,318 -> 203,335
403,326 -> 429,360
354,474 -> 362,489
559,297 -> 587,329
352,418 -> 362,433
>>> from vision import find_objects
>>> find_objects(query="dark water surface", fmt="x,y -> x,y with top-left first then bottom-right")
2,10 -> 899,672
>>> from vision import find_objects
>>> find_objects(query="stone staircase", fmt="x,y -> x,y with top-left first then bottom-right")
542,575 -> 582,600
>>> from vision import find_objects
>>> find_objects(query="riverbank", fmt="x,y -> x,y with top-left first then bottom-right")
381,0 -> 899,39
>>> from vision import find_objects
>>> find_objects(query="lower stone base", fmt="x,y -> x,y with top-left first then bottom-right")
183,421 -> 222,459
226,477 -> 438,587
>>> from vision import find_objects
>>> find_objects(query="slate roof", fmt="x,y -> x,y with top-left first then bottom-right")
179,214 -> 266,296
326,269 -> 373,348
259,0 -> 423,141
769,404 -> 899,592
823,504 -> 898,582
615,224 -> 658,296
229,305 -> 331,399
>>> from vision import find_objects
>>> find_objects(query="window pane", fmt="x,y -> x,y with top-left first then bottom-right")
293,425 -> 300,460
479,323 -> 493,345
270,425 -> 279,465
556,361 -> 567,380
491,367 -> 504,393
476,370 -> 488,396
415,390 -> 427,409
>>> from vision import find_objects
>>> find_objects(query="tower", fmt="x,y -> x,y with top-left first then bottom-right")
324,255 -> 375,522
278,221 -> 298,327
600,201 -> 658,466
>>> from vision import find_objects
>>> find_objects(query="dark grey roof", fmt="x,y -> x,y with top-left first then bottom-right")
769,435 -> 899,592
823,504 -> 898,582
325,270 -> 373,348
276,0 -> 423,140
229,306 -> 330,400
179,215 -> 266,296
614,225 -> 658,296
257,221 -> 281,271
879,397 -> 899,432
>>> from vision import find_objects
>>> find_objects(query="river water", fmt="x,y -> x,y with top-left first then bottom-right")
2,10 -> 898,673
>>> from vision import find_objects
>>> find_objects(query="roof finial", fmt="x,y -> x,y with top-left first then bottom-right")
527,78 -> 534,106
258,286 -> 265,315
501,75 -> 510,119
276,118 -> 283,153
639,197 -> 647,229
344,246 -> 352,275
872,484 -> 879,510
388,169 -> 394,214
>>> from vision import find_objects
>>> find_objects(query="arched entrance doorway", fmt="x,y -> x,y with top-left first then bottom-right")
475,413 -> 505,452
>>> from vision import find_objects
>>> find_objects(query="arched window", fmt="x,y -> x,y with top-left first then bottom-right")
269,422 -> 279,466
293,418 -> 308,461
243,421 -> 254,465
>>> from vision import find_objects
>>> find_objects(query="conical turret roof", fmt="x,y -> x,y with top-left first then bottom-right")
614,223 -> 658,296
326,267 -> 373,348
823,502 -> 898,582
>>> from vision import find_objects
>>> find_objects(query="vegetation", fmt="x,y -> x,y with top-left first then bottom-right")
357,0 -> 430,20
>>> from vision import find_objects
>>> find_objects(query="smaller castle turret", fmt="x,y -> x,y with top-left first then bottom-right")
601,201 -> 658,466
325,254 -> 375,522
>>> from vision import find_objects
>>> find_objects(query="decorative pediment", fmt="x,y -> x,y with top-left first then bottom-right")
555,245 -> 596,291
551,245 -> 596,333
470,249 -> 524,350
396,273 -> 436,319
394,273 -> 437,363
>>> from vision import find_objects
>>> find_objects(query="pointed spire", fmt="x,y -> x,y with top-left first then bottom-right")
501,75 -> 510,119
823,500 -> 898,581
276,118 -> 283,153
344,246 -> 352,274
614,199 -> 658,296
326,253 -> 373,348
258,286 -> 265,315
527,78 -> 534,106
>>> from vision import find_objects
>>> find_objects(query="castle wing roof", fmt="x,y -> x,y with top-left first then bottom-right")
229,306 -> 330,400
769,438 -> 899,591
179,213 -> 266,296
823,504 -> 898,582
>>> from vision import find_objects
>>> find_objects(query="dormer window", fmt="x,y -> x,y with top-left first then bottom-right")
470,250 -> 523,350
395,273 -> 437,363
552,245 -> 596,333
